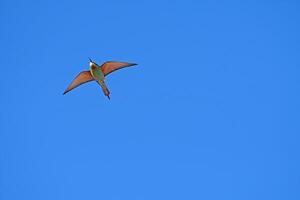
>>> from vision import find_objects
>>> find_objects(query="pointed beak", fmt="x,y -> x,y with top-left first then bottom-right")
89,57 -> 92,62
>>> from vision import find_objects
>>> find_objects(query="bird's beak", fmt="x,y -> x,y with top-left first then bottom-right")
89,58 -> 92,62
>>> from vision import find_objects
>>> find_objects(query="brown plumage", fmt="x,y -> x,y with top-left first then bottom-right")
63,59 -> 137,98
101,61 -> 137,76
63,71 -> 94,95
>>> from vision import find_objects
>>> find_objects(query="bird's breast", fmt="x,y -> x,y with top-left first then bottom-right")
90,67 -> 104,81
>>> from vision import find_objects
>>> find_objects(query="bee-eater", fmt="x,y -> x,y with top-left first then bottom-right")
63,59 -> 137,99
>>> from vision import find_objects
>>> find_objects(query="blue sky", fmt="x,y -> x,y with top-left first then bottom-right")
1,0 -> 300,199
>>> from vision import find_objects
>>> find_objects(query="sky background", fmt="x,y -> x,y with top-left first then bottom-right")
1,0 -> 300,199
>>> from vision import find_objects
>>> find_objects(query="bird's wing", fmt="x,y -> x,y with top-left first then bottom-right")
101,61 -> 137,76
63,71 -> 94,94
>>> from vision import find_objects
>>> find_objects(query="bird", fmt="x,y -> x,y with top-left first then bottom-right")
63,58 -> 137,99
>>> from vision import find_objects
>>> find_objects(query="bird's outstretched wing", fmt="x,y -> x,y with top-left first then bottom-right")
101,61 -> 137,76
63,71 -> 94,94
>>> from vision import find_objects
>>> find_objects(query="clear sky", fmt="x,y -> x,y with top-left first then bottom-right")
1,0 -> 300,199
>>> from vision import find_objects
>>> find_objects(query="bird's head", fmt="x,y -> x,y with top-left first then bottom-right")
89,58 -> 94,67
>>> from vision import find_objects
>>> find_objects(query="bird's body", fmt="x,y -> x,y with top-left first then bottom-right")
90,64 -> 104,81
63,59 -> 137,99
89,62 -> 110,98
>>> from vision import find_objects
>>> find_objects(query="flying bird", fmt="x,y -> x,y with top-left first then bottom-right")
63,59 -> 137,99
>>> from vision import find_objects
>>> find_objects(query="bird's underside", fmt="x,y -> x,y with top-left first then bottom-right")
63,60 -> 137,99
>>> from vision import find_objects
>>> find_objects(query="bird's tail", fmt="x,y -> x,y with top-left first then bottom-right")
98,81 -> 110,100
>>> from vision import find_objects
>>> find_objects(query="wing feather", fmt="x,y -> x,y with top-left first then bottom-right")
101,61 -> 137,76
63,71 -> 94,94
